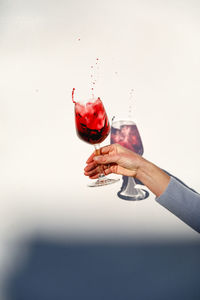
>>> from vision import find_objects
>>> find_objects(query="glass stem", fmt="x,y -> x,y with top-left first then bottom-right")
94,144 -> 105,179
125,177 -> 139,196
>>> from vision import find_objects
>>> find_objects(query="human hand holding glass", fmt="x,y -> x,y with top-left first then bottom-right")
84,119 -> 148,199
85,142 -> 170,198
84,143 -> 143,179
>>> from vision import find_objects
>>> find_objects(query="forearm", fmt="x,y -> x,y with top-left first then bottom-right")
131,154 -> 200,233
136,158 -> 170,197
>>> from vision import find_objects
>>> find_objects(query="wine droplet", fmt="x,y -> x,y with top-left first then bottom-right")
90,58 -> 100,98
128,88 -> 134,119
72,88 -> 76,104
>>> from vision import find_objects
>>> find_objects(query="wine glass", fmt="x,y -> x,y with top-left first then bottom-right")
73,92 -> 119,187
110,118 -> 148,200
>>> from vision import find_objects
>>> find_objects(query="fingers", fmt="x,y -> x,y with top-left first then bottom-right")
84,162 -> 98,174
84,160 -> 100,173
86,144 -> 119,164
93,153 -> 119,165
103,164 -> 118,176
85,144 -> 119,179
101,143 -> 126,154
100,144 -> 115,154
84,161 -> 115,178
86,151 -> 96,164
84,165 -> 101,178
86,145 -> 113,163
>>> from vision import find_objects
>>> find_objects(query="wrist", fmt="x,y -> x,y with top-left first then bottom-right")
135,158 -> 170,197
135,157 -> 151,181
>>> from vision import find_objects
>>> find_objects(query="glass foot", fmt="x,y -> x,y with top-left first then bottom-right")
88,177 -> 120,187
117,188 -> 149,201
116,176 -> 149,201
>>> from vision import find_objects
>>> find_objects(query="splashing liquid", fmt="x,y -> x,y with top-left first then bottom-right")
72,87 -> 110,144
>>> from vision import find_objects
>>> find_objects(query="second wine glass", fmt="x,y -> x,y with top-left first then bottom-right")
111,118 -> 147,200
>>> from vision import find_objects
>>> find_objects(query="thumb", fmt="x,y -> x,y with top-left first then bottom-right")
93,154 -> 119,164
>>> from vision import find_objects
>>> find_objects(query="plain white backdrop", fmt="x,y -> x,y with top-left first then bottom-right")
0,0 -> 200,295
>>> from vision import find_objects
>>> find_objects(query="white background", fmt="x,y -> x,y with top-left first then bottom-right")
0,0 -> 200,296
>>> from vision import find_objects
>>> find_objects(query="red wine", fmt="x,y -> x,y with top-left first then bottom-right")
111,122 -> 143,155
74,97 -> 110,144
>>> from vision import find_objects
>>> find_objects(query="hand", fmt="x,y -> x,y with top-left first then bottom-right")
84,143 -> 144,179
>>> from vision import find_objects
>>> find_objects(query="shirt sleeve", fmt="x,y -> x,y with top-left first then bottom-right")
156,176 -> 200,233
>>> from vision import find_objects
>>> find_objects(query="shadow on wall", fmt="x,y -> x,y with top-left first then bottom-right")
5,237 -> 200,300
